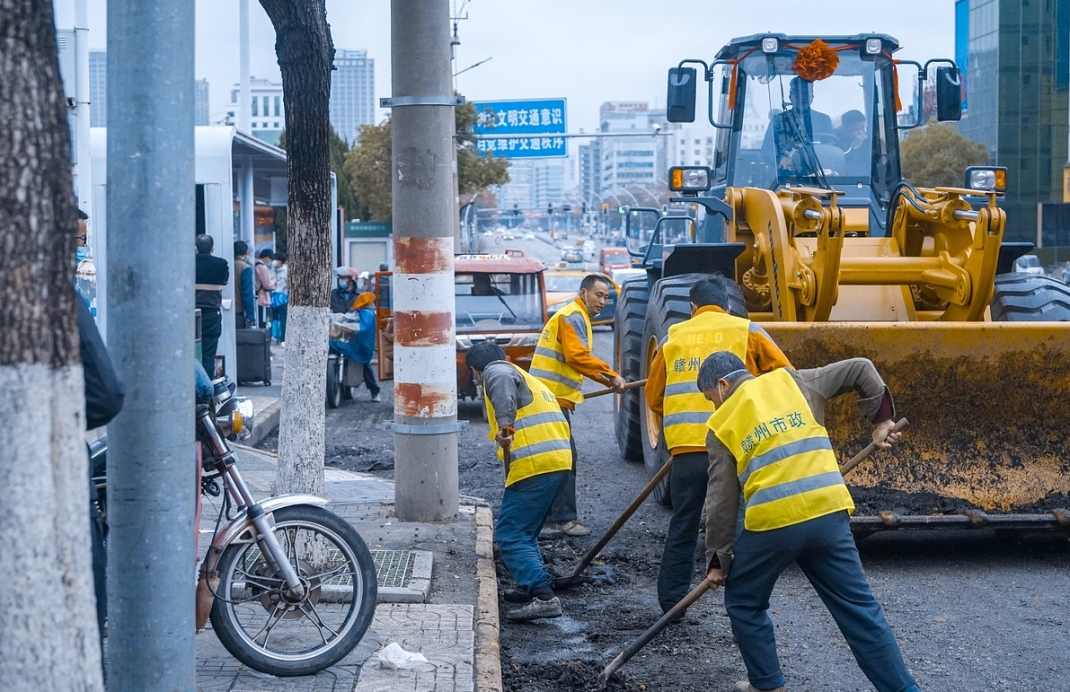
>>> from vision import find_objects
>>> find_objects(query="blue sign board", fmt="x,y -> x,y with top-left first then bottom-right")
472,98 -> 567,159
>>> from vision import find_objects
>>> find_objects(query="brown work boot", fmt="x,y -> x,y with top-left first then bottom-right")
504,596 -> 562,622
733,682 -> 784,692
552,520 -> 591,537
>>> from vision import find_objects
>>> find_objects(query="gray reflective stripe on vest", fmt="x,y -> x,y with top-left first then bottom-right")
663,411 -> 712,428
745,470 -> 844,509
510,438 -> 573,462
563,312 -> 590,348
529,367 -> 580,390
515,411 -> 566,429
665,381 -> 699,397
739,436 -> 834,486
534,345 -> 565,362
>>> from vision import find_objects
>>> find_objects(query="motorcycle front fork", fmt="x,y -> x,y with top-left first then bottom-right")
198,409 -> 306,599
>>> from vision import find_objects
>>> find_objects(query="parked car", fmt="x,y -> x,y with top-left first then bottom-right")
560,246 -> 584,264
1014,255 -> 1045,276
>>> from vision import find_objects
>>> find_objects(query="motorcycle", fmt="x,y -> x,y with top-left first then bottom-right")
326,317 -> 367,409
90,376 -> 378,677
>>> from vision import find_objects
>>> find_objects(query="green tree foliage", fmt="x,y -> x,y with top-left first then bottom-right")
900,122 -> 990,188
344,101 -> 510,221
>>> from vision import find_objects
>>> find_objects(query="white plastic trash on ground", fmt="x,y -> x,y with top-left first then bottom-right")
378,642 -> 432,670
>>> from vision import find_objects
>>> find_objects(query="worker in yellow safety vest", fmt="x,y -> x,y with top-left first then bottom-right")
697,351 -> 917,692
645,276 -> 791,618
467,341 -> 572,623
529,274 -> 625,538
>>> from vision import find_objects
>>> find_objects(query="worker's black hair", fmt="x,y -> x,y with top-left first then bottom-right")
466,341 -> 506,373
697,351 -> 748,393
234,240 -> 249,257
689,275 -> 731,310
195,234 -> 214,254
580,274 -> 610,292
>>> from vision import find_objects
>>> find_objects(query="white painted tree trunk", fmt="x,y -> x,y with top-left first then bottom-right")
0,365 -> 104,691
275,305 -> 330,496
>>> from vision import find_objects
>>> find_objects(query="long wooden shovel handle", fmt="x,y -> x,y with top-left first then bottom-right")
839,417 -> 909,478
584,378 -> 647,400
598,580 -> 714,687
567,457 -> 674,581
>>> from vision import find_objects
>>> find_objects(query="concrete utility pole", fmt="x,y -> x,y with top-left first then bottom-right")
106,0 -> 197,688
387,0 -> 463,521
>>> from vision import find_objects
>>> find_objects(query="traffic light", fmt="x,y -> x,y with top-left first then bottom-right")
547,204 -> 553,215
602,203 -> 608,214
582,203 -> 588,214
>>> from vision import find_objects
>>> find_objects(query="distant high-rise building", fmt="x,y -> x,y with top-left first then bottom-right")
195,79 -> 210,126
331,49 -> 375,143
89,50 -> 106,128
955,0 -> 1070,241
227,77 -> 285,146
598,102 -> 661,194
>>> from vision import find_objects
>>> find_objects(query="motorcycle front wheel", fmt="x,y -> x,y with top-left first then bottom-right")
209,505 -> 378,676
325,358 -> 343,409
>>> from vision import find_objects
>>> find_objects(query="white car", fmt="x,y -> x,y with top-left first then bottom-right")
1013,255 -> 1045,276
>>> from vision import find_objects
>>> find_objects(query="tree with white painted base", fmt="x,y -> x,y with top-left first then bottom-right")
258,0 -> 335,496
0,1 -> 105,689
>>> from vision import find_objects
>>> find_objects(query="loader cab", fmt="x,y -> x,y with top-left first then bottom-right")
667,33 -> 963,239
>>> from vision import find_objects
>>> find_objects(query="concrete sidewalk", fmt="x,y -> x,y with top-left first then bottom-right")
200,356 -> 501,692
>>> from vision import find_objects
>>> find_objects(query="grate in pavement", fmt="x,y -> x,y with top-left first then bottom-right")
371,549 -> 415,589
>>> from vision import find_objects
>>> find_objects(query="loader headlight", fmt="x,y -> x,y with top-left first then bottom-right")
865,38 -> 883,55
761,37 -> 779,54
964,166 -> 1007,192
669,166 -> 712,193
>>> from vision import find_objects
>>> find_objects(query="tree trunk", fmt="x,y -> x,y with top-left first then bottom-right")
0,1 -> 105,690
259,0 -> 335,495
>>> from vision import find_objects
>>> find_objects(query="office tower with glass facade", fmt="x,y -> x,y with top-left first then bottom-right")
331,49 -> 375,144
955,0 -> 1070,241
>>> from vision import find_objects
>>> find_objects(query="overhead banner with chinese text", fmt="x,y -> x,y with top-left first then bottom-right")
472,98 -> 567,159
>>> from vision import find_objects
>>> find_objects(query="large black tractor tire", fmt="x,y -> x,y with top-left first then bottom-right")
614,277 -> 650,462
990,273 -> 1070,321
640,273 -> 749,506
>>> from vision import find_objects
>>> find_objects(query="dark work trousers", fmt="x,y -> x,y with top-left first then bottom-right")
89,467 -> 107,641
362,361 -> 380,396
496,471 -> 569,594
547,408 -> 579,523
200,308 -> 222,377
726,510 -> 921,692
656,451 -> 709,612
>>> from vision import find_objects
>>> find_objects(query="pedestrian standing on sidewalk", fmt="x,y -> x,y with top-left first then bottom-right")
253,248 -> 275,329
233,241 -> 256,329
646,277 -> 791,619
194,234 -> 229,377
270,251 -> 288,345
529,274 -> 625,537
698,352 -> 917,692
467,341 -> 570,622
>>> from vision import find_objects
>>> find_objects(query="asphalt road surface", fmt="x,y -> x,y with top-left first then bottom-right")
262,282 -> 1070,691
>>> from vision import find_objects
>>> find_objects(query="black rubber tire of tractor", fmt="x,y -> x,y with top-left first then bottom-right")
210,505 -> 378,677
990,273 -> 1070,321
641,273 -> 749,506
614,277 -> 650,462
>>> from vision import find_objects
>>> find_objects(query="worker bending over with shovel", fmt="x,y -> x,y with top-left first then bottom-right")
530,274 -> 625,537
646,277 -> 791,619
467,341 -> 572,622
698,352 -> 919,692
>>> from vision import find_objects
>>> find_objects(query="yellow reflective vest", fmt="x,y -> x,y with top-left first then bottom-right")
485,364 -> 573,487
661,311 -> 749,452
529,301 -> 591,406
708,368 -> 853,531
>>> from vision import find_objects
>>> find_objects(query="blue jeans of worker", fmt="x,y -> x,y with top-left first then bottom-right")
656,451 -> 708,611
547,409 -> 578,523
726,511 -> 921,692
496,470 -> 568,594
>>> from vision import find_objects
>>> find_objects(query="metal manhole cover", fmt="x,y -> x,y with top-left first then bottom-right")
371,549 -> 415,589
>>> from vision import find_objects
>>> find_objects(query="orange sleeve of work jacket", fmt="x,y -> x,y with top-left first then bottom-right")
558,309 -> 617,384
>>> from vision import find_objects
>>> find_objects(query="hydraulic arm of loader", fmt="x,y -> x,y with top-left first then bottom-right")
725,185 -> 1006,323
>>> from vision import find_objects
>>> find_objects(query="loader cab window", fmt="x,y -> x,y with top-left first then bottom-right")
731,51 -> 890,194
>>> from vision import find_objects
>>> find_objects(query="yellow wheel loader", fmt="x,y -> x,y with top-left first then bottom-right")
614,33 -> 1070,533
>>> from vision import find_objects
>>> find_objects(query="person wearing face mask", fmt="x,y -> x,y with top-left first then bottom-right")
467,341 -> 571,622
529,274 -> 626,538
331,266 -> 359,313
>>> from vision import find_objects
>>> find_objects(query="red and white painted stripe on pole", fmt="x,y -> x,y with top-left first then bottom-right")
393,235 -> 457,419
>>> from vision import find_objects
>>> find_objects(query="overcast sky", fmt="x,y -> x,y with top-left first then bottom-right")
66,0 -> 957,134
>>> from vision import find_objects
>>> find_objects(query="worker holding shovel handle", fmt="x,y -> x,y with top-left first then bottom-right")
699,352 -> 918,692
467,341 -> 574,623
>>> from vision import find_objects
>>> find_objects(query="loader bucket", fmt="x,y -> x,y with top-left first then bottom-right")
763,322 -> 1070,533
